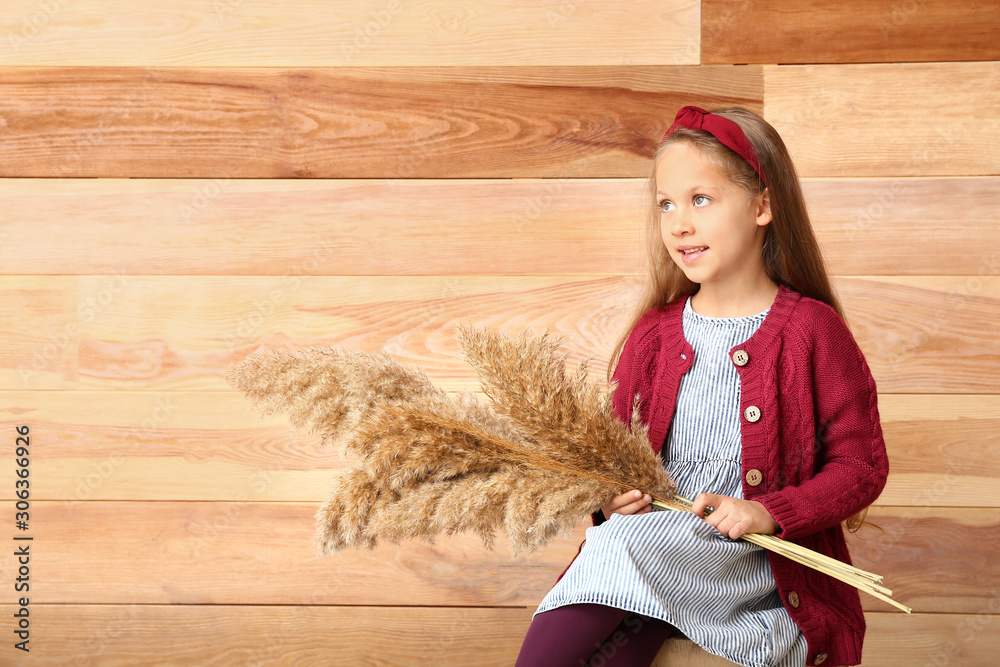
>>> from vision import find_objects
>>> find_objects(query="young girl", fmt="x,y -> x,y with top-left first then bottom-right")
514,106 -> 888,667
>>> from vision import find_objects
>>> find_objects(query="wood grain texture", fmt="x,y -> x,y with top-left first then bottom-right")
0,391 -> 344,503
849,507 -> 1000,614
0,1 -> 991,661
655,611 -> 1000,667
764,63 -> 1000,177
804,178 -> 1000,276
0,0 -> 699,67
2,177 -> 998,277
877,395 -> 1000,508
0,604 -> 536,666
13,501 -> 995,614
20,500 -> 584,606
2,274 -> 642,391
0,178 -> 647,276
702,0 -> 1000,64
3,275 -> 998,393
837,276 -> 1000,394
0,66 -> 761,178
2,393 -> 996,507
3,605 -> 982,667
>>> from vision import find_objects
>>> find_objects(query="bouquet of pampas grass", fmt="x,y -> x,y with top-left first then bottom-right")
221,323 -> 910,613
221,323 -> 678,555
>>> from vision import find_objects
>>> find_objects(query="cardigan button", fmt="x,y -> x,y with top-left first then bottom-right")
814,653 -> 828,665
745,469 -> 763,486
732,349 -> 749,366
788,590 -> 800,608
744,405 -> 761,422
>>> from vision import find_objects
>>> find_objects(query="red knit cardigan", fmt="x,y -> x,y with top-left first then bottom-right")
570,285 -> 888,667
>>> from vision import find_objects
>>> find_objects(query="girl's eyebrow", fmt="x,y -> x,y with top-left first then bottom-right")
656,184 -> 717,196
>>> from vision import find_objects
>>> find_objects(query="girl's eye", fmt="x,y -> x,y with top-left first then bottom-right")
659,200 -> 674,212
694,195 -> 710,206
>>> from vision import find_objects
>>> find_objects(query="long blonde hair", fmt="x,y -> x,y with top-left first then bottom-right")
608,107 -> 869,532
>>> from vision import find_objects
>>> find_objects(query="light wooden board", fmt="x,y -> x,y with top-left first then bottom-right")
846,507 -> 1000,614
9,501 -> 994,614
3,275 -> 998,393
661,611 -> 1000,667
1,177 -> 997,277
0,604 -> 536,666
0,66 -> 761,178
0,178 -> 647,276
0,0 -> 699,66
702,0 -> 1000,64
764,63 -> 1000,177
1,274 -> 642,391
835,276 -> 1000,394
1,393 -> 996,507
2,606 -> 978,666
876,394 -> 1000,508
803,178 -> 1000,276
15,500 -> 583,607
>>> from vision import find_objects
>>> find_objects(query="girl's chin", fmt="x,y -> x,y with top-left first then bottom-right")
671,262 -> 701,282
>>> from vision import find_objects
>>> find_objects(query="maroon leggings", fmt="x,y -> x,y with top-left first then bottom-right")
514,603 -> 675,667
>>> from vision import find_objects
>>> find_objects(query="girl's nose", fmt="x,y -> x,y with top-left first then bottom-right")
670,208 -> 693,236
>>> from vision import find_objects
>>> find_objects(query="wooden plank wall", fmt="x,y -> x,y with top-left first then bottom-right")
1,1 -> 997,665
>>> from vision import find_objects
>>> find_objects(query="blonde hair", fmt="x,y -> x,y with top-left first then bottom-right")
608,107 -> 869,532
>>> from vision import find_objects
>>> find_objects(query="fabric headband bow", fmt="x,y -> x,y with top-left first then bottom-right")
661,106 -> 765,185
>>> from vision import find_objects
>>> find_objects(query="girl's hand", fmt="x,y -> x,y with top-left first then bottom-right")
601,489 -> 652,518
691,493 -> 778,539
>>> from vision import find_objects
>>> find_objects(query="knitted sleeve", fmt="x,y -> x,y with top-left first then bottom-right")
756,305 -> 890,540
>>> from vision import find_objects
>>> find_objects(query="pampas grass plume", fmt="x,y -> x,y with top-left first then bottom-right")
222,325 -> 671,556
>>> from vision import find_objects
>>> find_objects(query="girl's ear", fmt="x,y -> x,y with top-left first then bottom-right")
755,188 -> 773,228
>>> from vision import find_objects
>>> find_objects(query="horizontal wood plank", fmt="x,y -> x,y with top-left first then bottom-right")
12,501 -> 994,614
0,604 -> 535,666
17,500 -> 583,607
0,66 -> 760,178
0,0 -> 699,67
837,276 -> 1000,394
876,394 -> 1000,508
3,275 -> 998,393
2,393 -> 997,507
0,178 -> 646,276
804,178 -> 1000,276
0,606 -> 989,666
665,611 -> 1000,667
1,177 -> 997,277
703,0 -> 1000,64
764,63 -> 1000,177
3,274 -> 639,391
848,507 -> 1000,614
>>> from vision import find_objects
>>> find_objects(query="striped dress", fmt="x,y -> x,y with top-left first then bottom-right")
535,297 -> 809,667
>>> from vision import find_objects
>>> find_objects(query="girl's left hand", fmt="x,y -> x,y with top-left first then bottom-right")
690,493 -> 779,539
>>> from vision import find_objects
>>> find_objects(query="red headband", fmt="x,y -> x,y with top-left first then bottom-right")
661,106 -> 765,185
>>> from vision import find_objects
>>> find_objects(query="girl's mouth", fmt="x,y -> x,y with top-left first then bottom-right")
679,246 -> 708,263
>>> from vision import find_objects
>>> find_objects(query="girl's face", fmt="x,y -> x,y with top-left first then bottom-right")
655,142 -> 772,294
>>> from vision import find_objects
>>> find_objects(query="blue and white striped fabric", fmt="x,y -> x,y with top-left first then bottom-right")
535,297 -> 809,667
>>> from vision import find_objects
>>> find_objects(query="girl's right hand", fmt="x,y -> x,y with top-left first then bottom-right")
601,489 -> 652,518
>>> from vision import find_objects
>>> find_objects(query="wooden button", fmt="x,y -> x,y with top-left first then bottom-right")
732,349 -> 749,366
744,405 -> 761,422
745,469 -> 763,486
788,591 -> 800,608
814,653 -> 828,665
